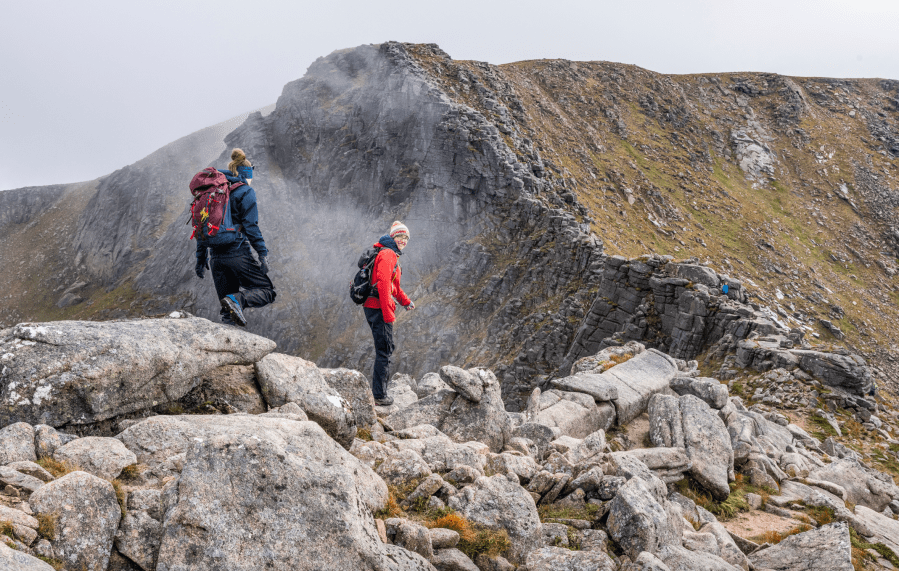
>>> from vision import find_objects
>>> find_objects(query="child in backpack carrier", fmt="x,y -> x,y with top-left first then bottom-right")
192,148 -> 275,327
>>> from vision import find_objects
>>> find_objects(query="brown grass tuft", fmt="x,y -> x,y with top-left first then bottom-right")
36,457 -> 79,478
35,513 -> 57,541
425,513 -> 510,559
0,521 -> 15,539
118,464 -> 142,481
111,479 -> 127,517
374,489 -> 404,520
761,524 -> 812,545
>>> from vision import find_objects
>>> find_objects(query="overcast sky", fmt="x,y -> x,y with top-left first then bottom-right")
2,0 -> 897,191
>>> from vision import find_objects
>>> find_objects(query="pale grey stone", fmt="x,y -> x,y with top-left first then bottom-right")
4,461 -> 53,482
670,377 -> 729,409
570,342 -> 646,376
0,422 -> 36,464
549,373 -> 619,402
851,505 -> 899,555
0,505 -> 39,530
154,417 -> 427,571
535,397 -> 615,439
606,477 -> 679,559
53,436 -> 137,480
386,390 -> 457,433
403,474 -> 445,507
682,530 -> 719,555
0,466 -> 44,493
429,527 -> 460,549
350,439 -> 393,470
30,471 -> 121,571
377,448 -> 433,486
387,435 -> 486,474
542,522 -> 569,546
115,510 -> 162,571
416,373 -> 451,399
321,367 -> 378,427
445,465 -> 482,485
809,458 -> 899,512
749,522 -> 853,571
623,448 -> 692,484
394,424 -> 446,440
254,352 -> 357,448
524,546 -> 616,570
33,424 -> 76,460
700,521 -> 750,570
550,435 -> 582,455
566,429 -> 607,466
580,529 -> 608,552
620,551 -> 671,571
128,489 -> 162,520
439,366 -> 483,403
486,453 -> 537,482
512,423 -> 562,460
0,541 -> 55,571
432,548 -> 479,571
448,475 -> 542,564
657,544 -> 741,570
0,317 -> 275,427
679,395 -> 733,501
439,370 -> 511,453
386,518 -> 434,561
565,466 -> 604,494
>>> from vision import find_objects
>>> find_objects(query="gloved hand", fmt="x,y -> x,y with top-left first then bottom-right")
259,255 -> 269,276
405,301 -> 415,311
195,258 -> 209,279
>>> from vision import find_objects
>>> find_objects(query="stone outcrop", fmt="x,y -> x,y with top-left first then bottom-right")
29,471 -> 122,571
154,416 -> 414,571
749,522 -> 853,571
254,352 -> 357,447
448,475 -> 543,564
0,316 -> 276,428
386,368 -> 511,452
553,348 -> 678,426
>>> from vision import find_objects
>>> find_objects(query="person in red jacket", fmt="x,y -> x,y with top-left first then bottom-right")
363,221 -> 415,406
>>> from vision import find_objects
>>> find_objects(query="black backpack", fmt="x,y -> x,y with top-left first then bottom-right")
349,247 -> 398,304
350,248 -> 380,304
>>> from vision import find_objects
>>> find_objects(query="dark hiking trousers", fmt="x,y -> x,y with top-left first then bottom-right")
364,307 -> 394,400
211,247 -> 276,324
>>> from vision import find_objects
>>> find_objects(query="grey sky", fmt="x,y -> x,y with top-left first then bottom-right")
2,0 -> 897,191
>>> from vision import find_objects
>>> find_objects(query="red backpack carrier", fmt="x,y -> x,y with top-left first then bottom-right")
188,167 -> 244,245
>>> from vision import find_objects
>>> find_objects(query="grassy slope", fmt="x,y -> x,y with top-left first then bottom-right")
409,49 -> 898,394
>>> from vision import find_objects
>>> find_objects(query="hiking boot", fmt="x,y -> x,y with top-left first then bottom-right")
220,294 -> 247,327
374,396 -> 394,407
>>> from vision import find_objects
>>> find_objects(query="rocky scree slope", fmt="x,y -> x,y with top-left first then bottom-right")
0,314 -> 897,570
0,42 -> 898,406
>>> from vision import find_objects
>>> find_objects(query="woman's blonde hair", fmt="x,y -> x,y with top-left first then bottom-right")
228,148 -> 252,176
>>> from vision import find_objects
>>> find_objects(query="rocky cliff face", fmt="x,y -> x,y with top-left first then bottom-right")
1,42 -> 897,407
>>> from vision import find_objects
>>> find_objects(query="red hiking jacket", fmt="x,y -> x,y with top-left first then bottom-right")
363,244 -> 411,323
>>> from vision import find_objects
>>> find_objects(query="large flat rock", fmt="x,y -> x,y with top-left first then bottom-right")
749,522 -> 853,571
0,317 -> 276,427
557,349 -> 678,426
154,415 -> 424,571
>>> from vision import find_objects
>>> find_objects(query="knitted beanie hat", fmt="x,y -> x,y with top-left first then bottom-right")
389,221 -> 410,240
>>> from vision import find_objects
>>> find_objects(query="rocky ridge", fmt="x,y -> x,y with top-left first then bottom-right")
1,314 -> 898,570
